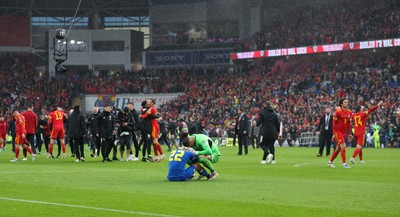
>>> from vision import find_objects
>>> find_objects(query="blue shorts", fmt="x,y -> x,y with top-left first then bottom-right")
167,165 -> 196,181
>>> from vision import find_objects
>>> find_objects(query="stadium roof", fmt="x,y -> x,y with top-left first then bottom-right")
0,0 -> 149,17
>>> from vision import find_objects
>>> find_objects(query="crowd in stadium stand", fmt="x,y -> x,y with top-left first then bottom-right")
158,49 -> 399,147
1,49 -> 399,147
0,53 -> 72,116
238,1 -> 400,51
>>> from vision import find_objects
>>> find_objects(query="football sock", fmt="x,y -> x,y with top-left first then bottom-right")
49,143 -> 53,154
199,168 -> 210,179
156,143 -> 163,155
330,149 -> 339,162
340,148 -> 346,163
153,144 -> 159,156
24,145 -> 33,155
61,143 -> 66,153
359,149 -> 363,160
0,141 -> 2,148
15,146 -> 20,158
352,148 -> 360,158
199,158 -> 214,172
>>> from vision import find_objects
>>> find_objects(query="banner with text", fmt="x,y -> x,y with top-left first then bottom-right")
143,48 -> 232,68
84,93 -> 182,112
231,38 -> 400,60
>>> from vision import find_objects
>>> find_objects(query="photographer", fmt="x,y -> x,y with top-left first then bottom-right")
116,107 -> 137,161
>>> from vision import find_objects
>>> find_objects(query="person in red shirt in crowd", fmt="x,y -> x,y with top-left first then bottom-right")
140,99 -> 165,162
328,99 -> 353,168
10,109 -> 36,162
350,100 -> 383,164
0,114 -> 8,151
22,103 -> 37,159
47,106 -> 67,159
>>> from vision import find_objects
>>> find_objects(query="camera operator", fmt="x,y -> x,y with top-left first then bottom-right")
111,106 -> 122,161
116,107 -> 138,161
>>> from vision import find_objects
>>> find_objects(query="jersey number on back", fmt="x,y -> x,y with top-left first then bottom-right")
169,150 -> 184,162
55,112 -> 63,120
354,116 -> 362,127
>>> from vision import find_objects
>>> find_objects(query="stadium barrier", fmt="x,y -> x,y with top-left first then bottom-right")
299,132 -> 319,147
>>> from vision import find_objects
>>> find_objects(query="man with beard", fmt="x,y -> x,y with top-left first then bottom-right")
140,99 -> 165,162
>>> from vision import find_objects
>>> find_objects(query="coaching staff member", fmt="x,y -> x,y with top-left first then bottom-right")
97,104 -> 116,162
67,105 -> 86,162
235,107 -> 249,155
316,107 -> 333,157
256,101 -> 280,164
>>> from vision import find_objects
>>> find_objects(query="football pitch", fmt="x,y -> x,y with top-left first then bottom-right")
0,146 -> 399,217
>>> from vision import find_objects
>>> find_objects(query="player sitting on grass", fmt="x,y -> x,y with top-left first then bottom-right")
167,148 -> 210,181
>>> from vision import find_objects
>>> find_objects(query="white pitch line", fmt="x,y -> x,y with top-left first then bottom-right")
293,163 -> 312,167
0,169 -> 134,174
0,197 -> 183,217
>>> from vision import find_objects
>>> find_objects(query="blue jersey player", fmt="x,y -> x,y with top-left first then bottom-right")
167,148 -> 210,181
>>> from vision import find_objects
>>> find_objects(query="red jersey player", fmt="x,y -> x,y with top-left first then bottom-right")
22,103 -> 38,158
350,100 -> 383,164
10,109 -> 35,162
0,114 -> 8,151
48,107 -> 67,158
140,99 -> 165,162
328,99 -> 353,168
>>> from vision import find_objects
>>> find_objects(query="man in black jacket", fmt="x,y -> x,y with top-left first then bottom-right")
138,101 -> 153,162
87,107 -> 100,157
167,118 -> 179,150
7,116 -> 16,153
256,101 -> 280,164
316,107 -> 333,157
67,105 -> 86,162
96,105 -> 116,162
127,102 -> 140,159
188,117 -> 199,135
36,114 -> 48,154
235,107 -> 249,155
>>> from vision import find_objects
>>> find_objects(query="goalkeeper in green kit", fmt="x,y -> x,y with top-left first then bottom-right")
182,134 -> 220,180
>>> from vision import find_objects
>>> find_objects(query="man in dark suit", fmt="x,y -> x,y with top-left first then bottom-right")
316,107 -> 333,157
235,107 -> 249,155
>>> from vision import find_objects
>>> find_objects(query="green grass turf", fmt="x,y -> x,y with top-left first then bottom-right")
0,145 -> 399,217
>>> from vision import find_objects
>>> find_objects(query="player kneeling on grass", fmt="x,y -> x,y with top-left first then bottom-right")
167,148 -> 210,181
182,134 -> 220,180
